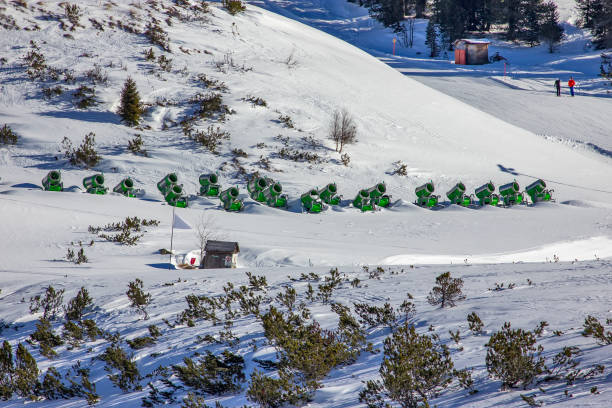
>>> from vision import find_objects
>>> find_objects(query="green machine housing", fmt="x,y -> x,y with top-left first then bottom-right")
318,183 -> 341,205
42,170 -> 63,192
113,178 -> 135,197
353,189 -> 376,212
475,181 -> 500,206
446,182 -> 473,207
247,176 -> 269,202
366,182 -> 391,208
263,181 -> 288,208
220,187 -> 244,212
83,174 -> 108,195
301,189 -> 323,213
499,180 -> 524,206
199,173 -> 221,197
415,181 -> 439,208
525,179 -> 553,204
157,173 -> 188,208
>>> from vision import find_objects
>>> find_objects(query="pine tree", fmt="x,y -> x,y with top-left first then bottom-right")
577,0 -> 612,49
0,341 -> 14,400
521,0 -> 542,46
425,20 -> 440,57
14,343 -> 39,399
427,272 -> 465,308
118,77 -> 143,127
540,1 -> 564,52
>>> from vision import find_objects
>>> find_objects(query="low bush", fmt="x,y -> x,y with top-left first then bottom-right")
173,350 -> 245,395
223,0 -> 246,15
62,132 -> 100,168
100,345 -> 142,391
467,312 -> 484,334
30,285 -> 64,320
0,124 -> 18,145
485,322 -> 545,390
29,319 -> 63,358
191,125 -> 230,154
126,279 -> 152,320
73,85 -> 98,109
582,315 -> 612,345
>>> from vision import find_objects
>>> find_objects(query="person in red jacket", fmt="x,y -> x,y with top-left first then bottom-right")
568,77 -> 576,96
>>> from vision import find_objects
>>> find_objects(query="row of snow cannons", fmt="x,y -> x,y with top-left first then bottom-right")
42,170 -> 136,197
414,179 -> 553,208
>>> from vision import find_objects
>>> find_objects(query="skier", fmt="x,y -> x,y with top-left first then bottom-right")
568,77 -> 576,97
554,79 -> 561,96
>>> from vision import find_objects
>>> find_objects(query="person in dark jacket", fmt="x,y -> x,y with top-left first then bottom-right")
554,79 -> 561,96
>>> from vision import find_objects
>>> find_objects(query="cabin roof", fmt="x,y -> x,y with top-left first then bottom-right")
205,240 -> 240,253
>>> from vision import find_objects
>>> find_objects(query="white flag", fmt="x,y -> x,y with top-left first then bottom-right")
172,213 -> 191,230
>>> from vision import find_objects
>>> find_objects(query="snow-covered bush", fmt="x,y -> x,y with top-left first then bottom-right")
100,345 -> 142,391
126,279 -> 152,320
0,124 -> 18,145
467,311 -> 484,334
328,109 -> 357,153
29,285 -> 65,320
223,0 -> 246,15
582,315 -> 612,344
29,319 -> 63,358
173,350 -> 245,395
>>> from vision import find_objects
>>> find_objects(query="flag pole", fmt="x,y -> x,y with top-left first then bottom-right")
169,205 -> 175,270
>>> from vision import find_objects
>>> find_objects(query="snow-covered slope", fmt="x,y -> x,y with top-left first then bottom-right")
0,0 -> 611,407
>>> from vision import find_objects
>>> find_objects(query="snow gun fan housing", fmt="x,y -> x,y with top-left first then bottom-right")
525,179 -> 553,204
318,183 -> 342,205
499,180 -> 524,206
199,173 -> 221,197
446,182 -> 473,207
247,174 -> 288,209
220,187 -> 244,212
157,173 -> 188,208
475,181 -> 500,206
301,189 -> 323,213
83,174 -> 108,195
42,170 -> 63,192
353,189 -> 375,212
113,177 -> 135,197
415,181 -> 439,208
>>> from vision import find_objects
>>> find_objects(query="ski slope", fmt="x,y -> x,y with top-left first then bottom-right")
0,0 -> 611,407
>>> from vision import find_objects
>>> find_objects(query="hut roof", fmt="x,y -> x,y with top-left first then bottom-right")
455,39 -> 491,45
205,240 -> 240,253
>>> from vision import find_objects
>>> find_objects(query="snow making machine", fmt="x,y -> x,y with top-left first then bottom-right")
475,181 -> 500,206
113,177 -> 135,197
318,183 -> 341,205
199,173 -> 221,197
415,181 -> 439,208
498,180 -> 524,206
42,170 -> 63,192
301,189 -> 323,213
219,187 -> 244,212
525,179 -> 553,204
247,175 -> 269,203
446,182 -> 473,207
366,182 -> 391,208
263,180 -> 288,208
353,189 -> 376,212
83,174 -> 108,195
157,173 -> 188,208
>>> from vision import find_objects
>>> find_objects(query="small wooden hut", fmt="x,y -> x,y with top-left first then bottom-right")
454,39 -> 490,65
203,240 -> 239,269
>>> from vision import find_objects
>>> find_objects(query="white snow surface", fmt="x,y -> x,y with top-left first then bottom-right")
0,0 -> 611,407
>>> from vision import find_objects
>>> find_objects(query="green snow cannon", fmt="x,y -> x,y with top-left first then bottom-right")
42,170 -> 63,192
446,182 -> 472,207
157,173 -> 178,194
499,181 -> 520,197
318,183 -> 341,205
168,196 -> 188,208
264,182 -> 288,208
415,181 -> 435,198
366,182 -> 391,208
164,184 -> 184,203
415,181 -> 438,208
359,197 -> 376,212
475,181 -> 496,206
220,187 -> 243,212
83,174 -> 107,194
301,189 -> 323,213
353,189 -> 371,211
247,176 -> 269,202
199,173 -> 220,197
446,182 -> 466,203
499,180 -> 523,206
113,178 -> 135,197
526,179 -> 553,203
